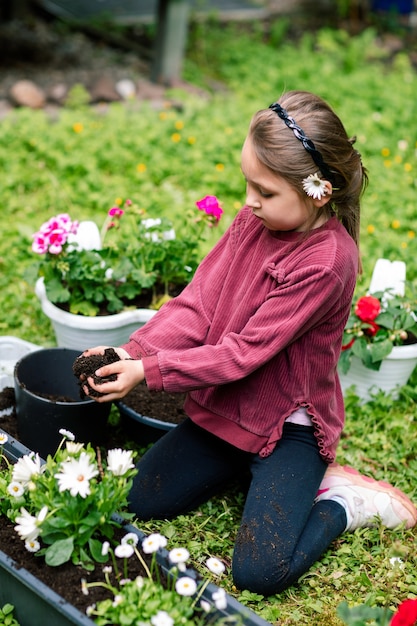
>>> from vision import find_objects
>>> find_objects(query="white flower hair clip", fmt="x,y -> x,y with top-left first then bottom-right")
302,173 -> 328,200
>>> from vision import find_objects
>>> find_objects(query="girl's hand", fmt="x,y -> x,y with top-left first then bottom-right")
81,346 -> 145,402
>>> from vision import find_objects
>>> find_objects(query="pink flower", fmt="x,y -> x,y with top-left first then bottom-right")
108,207 -> 125,217
31,213 -> 79,255
196,195 -> 223,222
32,234 -> 49,254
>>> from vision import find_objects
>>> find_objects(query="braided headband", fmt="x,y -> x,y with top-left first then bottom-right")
269,102 -> 334,183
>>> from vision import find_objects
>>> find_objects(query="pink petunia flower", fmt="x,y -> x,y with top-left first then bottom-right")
195,195 -> 223,222
108,207 -> 125,217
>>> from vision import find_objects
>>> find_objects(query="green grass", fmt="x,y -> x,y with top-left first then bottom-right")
1,17 -> 417,625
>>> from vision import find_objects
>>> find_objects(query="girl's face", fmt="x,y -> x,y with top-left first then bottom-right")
241,136 -> 329,232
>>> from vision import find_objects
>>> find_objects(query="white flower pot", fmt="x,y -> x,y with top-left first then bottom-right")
338,343 -> 417,403
35,278 -> 157,351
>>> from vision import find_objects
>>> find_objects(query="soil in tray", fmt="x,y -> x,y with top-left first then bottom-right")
0,516 -> 155,614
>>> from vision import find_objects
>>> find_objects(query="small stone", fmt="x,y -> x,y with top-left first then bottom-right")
47,83 -> 68,105
89,75 -> 121,103
9,80 -> 46,109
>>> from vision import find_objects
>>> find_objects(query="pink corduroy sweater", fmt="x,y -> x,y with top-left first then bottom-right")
121,206 -> 358,462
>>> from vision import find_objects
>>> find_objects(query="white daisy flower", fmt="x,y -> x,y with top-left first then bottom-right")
175,576 -> 197,597
54,451 -> 98,498
121,532 -> 139,547
107,448 -> 135,476
212,588 -> 227,610
14,505 -> 48,542
114,543 -> 134,559
151,610 -> 174,626
206,557 -> 226,576
59,428 -> 75,441
0,432 -> 9,444
25,539 -> 40,553
113,595 -> 123,607
302,172 -> 328,200
7,481 -> 24,498
12,452 -> 42,485
168,547 -> 190,564
200,600 -> 211,613
101,541 -> 110,556
142,533 -> 168,554
66,441 -> 84,454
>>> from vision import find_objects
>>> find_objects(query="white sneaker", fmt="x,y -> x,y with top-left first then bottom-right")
316,463 -> 417,531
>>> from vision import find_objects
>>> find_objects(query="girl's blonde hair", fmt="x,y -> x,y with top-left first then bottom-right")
248,90 -> 368,252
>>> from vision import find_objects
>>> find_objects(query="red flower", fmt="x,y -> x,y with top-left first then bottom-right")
355,295 -> 381,323
391,599 -> 417,626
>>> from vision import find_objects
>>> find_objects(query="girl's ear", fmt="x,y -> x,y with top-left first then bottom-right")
312,181 -> 332,208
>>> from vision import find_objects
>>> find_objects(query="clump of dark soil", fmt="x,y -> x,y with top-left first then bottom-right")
73,347 -> 121,398
72,347 -> 187,423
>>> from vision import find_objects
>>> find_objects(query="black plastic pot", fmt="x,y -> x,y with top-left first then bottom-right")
14,348 -> 111,458
117,401 -> 176,445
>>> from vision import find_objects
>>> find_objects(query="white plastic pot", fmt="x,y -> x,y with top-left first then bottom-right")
35,278 -> 157,351
338,343 -> 417,403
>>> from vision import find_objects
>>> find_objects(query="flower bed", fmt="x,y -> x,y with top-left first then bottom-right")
0,421 -> 270,626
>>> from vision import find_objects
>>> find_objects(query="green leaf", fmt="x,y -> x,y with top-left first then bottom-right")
338,349 -> 352,374
44,537 -> 74,566
369,339 -> 393,363
89,537 -> 109,563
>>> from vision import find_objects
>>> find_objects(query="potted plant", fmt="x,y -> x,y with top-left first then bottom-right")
29,195 -> 223,350
0,430 -> 269,626
338,289 -> 417,401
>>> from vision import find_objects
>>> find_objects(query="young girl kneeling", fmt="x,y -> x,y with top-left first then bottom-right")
80,91 -> 417,596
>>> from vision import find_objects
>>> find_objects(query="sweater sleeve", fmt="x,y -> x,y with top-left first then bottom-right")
143,263 -> 351,393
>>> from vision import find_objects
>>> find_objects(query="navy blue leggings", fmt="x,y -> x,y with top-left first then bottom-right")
128,419 -> 347,595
